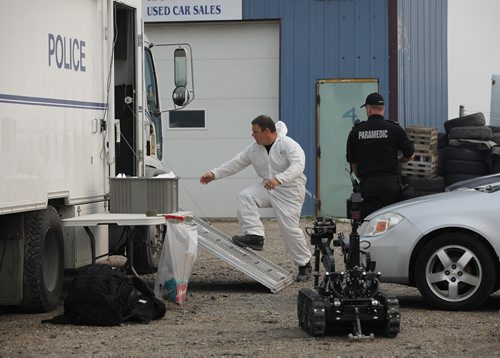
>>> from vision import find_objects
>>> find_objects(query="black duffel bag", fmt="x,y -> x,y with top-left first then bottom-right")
43,265 -> 165,326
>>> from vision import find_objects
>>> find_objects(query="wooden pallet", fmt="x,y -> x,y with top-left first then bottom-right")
412,152 -> 439,163
401,152 -> 439,177
406,126 -> 438,153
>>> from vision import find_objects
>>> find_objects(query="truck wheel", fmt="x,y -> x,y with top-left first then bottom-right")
441,146 -> 485,162
20,207 -> 64,312
444,112 -> 486,134
402,175 -> 445,192
448,126 -> 492,141
131,225 -> 165,274
415,233 -> 496,310
108,226 -> 126,255
444,160 -> 489,175
437,132 -> 448,149
444,174 -> 479,186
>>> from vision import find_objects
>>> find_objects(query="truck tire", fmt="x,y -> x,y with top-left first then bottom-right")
108,226 -> 126,255
414,190 -> 442,197
437,132 -> 448,149
490,133 -> 500,145
20,207 -> 64,313
441,146 -> 484,161
443,112 -> 486,134
487,125 -> 500,133
492,146 -> 500,158
444,173 -> 479,186
448,126 -> 492,141
402,175 -> 445,192
444,160 -> 489,175
131,225 -> 165,274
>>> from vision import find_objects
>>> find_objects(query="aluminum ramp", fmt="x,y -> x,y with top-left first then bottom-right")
193,217 -> 294,293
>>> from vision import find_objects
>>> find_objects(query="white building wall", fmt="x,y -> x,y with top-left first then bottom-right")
448,0 -> 500,121
145,21 -> 279,218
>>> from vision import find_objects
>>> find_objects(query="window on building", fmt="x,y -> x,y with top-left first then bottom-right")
168,110 -> 205,128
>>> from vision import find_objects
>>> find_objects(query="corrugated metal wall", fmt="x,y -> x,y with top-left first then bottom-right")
397,0 -> 448,130
242,0 -> 447,214
243,0 -> 389,214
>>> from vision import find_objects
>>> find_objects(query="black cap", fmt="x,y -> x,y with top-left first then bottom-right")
360,92 -> 384,108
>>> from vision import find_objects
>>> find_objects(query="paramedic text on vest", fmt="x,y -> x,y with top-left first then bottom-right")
346,93 -> 415,218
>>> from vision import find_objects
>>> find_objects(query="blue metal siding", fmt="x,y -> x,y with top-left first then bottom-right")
242,0 -> 446,214
243,0 -> 389,214
397,0 -> 448,130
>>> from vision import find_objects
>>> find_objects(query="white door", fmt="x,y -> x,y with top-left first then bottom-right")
317,79 -> 378,217
146,21 -> 280,218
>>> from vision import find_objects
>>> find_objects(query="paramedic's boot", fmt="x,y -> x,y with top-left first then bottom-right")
232,234 -> 264,251
296,262 -> 312,282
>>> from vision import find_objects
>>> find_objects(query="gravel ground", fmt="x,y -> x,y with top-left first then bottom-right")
0,218 -> 499,357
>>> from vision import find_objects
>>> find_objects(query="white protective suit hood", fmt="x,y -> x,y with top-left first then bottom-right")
276,120 -> 288,138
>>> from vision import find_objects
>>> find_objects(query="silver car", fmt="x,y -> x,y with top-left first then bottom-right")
360,174 -> 500,310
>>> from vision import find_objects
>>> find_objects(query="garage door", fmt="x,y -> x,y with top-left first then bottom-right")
145,21 -> 279,218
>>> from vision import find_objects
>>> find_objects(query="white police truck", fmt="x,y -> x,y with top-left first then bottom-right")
0,0 -> 192,312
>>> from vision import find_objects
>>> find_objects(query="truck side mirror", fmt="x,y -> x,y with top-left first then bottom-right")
172,86 -> 190,107
174,48 -> 187,87
152,42 -> 194,109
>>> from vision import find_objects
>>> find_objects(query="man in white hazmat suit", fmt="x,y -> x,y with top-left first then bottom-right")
199,115 -> 312,282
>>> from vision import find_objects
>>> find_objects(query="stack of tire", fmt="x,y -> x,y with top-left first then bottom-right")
490,125 -> 500,146
402,174 -> 446,198
491,146 -> 500,173
440,112 -> 492,186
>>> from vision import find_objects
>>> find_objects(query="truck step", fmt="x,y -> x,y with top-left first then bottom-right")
193,217 -> 294,293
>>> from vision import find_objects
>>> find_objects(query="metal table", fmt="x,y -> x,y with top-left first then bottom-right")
62,213 -> 167,276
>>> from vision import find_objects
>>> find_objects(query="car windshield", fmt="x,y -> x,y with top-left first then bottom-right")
447,174 -> 500,191
474,182 -> 500,192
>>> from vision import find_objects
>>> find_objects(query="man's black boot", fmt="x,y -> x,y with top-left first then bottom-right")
232,234 -> 264,251
296,262 -> 312,282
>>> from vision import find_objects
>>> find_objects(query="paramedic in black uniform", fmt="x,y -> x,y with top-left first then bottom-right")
346,92 -> 415,218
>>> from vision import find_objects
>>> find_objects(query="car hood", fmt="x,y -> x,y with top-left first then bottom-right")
364,189 -> 482,220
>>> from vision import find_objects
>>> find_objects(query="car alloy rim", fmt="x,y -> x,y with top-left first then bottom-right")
425,244 -> 481,302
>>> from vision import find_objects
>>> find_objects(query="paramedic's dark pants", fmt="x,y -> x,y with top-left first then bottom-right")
359,176 -> 402,219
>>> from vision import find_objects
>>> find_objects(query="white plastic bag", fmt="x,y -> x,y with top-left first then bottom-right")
154,220 -> 197,304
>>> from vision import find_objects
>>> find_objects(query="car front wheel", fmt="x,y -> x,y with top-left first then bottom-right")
415,233 -> 496,310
